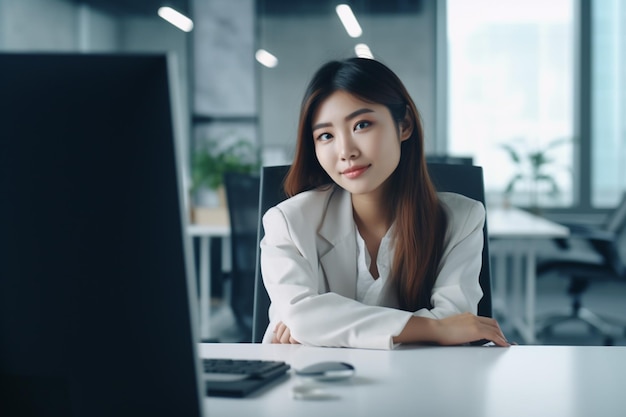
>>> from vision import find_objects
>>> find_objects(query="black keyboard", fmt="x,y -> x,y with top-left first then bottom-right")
203,358 -> 291,397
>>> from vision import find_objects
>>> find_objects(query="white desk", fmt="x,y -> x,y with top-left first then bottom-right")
488,207 -> 570,343
188,224 -> 230,340
200,343 -> 626,417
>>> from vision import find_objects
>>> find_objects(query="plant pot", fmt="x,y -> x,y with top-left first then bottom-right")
194,186 -> 226,208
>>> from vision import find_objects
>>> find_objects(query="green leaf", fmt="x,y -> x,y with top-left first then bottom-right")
504,173 -> 523,194
191,138 -> 260,191
499,143 -> 521,163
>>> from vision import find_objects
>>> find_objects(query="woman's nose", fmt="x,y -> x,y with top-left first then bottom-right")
337,134 -> 359,160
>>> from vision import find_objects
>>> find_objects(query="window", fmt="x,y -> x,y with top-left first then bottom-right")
592,0 -> 626,207
447,0 -> 575,208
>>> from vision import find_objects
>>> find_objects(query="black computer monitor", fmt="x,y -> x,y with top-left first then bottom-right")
0,53 -> 205,417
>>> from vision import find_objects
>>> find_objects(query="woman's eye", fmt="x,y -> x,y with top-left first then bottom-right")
316,132 -> 333,141
354,121 -> 371,131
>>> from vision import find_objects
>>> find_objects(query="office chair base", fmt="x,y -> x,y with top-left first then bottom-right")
536,307 -> 626,346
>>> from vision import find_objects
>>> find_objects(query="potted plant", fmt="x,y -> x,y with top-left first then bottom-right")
500,137 -> 571,213
191,138 -> 260,208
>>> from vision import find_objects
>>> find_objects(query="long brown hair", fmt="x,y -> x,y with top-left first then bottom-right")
284,58 -> 447,312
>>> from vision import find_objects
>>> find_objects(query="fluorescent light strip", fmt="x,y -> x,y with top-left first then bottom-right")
255,49 -> 279,68
158,7 -> 194,32
335,4 -> 362,38
355,43 -> 374,59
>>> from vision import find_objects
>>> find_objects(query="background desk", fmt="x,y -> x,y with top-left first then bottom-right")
200,343 -> 626,417
188,224 -> 230,340
488,207 -> 570,343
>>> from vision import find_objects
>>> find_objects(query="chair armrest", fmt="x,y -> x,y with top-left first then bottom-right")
548,222 -> 622,275
552,223 -> 616,249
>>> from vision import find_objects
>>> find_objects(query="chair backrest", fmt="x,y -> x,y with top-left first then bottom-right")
224,172 -> 261,340
252,163 -> 493,343
596,191 -> 626,276
427,163 -> 493,319
426,154 -> 474,166
252,166 -> 290,342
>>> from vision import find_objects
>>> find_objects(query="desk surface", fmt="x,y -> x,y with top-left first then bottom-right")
187,223 -> 230,237
488,206 -> 569,238
200,343 -> 626,417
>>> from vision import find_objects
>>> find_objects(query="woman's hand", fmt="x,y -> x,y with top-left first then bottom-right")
394,312 -> 510,347
271,321 -> 301,344
433,312 -> 510,347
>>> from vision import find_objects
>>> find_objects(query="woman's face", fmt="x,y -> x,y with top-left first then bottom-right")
311,90 -> 411,198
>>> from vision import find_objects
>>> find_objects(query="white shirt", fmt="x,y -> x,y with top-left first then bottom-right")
355,226 -> 394,306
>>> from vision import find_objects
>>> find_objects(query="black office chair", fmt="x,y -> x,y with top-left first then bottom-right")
426,154 -> 474,165
251,163 -> 493,343
535,192 -> 626,345
223,172 -> 261,342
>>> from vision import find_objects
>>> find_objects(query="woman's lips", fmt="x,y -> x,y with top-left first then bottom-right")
342,165 -> 369,179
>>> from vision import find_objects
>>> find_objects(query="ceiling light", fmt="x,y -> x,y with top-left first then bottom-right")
158,7 -> 194,32
336,4 -> 362,38
355,43 -> 374,59
255,49 -> 279,68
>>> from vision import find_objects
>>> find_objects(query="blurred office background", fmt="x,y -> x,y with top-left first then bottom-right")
2,0 -> 625,345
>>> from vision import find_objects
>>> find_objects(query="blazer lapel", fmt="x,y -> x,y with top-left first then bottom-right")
317,188 -> 357,299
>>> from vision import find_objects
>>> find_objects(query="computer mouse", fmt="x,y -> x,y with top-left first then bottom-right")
294,361 -> 355,381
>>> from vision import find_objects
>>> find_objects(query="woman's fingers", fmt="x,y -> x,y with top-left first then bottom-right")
272,321 -> 300,344
272,322 -> 286,343
280,326 -> 292,344
437,313 -> 510,347
475,316 -> 509,346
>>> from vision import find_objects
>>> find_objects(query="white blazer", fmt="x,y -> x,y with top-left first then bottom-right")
260,186 -> 485,349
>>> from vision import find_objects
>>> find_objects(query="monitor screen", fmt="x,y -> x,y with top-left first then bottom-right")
0,53 -> 204,417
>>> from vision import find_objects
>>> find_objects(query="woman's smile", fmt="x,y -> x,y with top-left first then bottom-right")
342,164 -> 370,179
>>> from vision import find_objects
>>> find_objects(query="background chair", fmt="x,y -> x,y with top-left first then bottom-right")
224,172 -> 260,342
252,163 -> 493,343
426,154 -> 474,165
535,192 -> 626,345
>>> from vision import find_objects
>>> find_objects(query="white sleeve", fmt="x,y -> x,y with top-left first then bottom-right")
260,206 -> 412,350
413,198 -> 485,319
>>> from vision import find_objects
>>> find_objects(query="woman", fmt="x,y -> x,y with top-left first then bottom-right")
260,57 -> 509,349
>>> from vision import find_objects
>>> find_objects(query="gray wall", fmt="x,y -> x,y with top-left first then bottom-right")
0,0 -> 78,50
0,0 -> 119,51
257,0 -> 438,163
193,0 -> 256,118
190,0 -> 258,172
